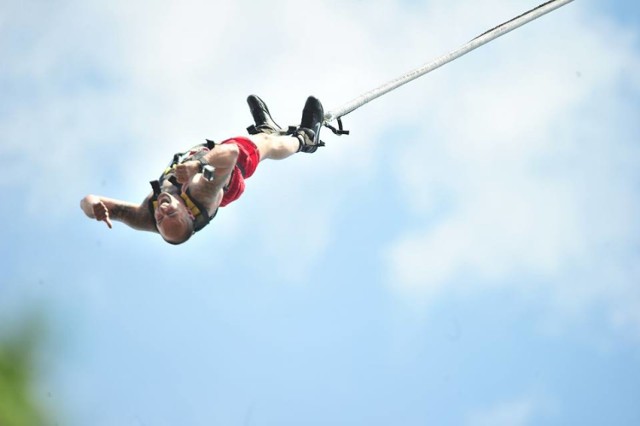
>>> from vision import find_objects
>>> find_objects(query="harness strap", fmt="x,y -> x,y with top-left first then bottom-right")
185,188 -> 216,231
148,139 -> 219,234
180,192 -> 202,217
324,117 -> 350,135
151,180 -> 162,197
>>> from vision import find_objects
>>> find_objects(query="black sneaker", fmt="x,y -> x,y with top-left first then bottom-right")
296,96 -> 325,153
246,94 -> 283,135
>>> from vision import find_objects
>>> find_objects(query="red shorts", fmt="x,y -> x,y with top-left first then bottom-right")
219,137 -> 260,207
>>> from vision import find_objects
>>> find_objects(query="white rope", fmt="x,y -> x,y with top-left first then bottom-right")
324,0 -> 575,124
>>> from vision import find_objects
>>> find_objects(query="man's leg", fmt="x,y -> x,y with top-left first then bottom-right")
249,133 -> 300,161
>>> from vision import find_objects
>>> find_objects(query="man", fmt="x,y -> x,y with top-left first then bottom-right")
80,95 -> 325,245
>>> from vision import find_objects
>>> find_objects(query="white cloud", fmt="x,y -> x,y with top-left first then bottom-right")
384,2 -> 640,336
0,0 -> 388,280
2,0 -> 639,309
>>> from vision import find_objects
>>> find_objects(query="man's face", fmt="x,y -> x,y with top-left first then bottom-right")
155,193 -> 193,243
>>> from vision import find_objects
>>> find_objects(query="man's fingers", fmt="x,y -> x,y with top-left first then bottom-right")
93,201 -> 112,228
176,161 -> 198,184
95,215 -> 111,228
96,211 -> 113,229
175,166 -> 186,183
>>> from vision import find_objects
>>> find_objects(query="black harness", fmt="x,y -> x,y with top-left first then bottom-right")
148,140 -> 218,233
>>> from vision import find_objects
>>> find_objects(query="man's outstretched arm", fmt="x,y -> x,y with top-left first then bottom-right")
80,194 -> 157,232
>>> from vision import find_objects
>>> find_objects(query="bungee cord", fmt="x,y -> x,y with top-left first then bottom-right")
323,0 -> 575,135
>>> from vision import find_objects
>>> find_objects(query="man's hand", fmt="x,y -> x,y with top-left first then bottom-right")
175,160 -> 201,185
93,200 -> 113,229
81,195 -> 113,229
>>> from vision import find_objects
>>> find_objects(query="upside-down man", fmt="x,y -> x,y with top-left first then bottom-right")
80,95 -> 325,245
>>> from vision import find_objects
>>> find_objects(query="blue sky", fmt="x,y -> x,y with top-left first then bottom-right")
1,0 -> 639,424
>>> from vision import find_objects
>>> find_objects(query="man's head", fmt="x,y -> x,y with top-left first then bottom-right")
154,192 -> 195,245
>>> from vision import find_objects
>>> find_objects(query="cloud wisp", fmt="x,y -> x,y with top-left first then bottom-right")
385,2 -> 640,337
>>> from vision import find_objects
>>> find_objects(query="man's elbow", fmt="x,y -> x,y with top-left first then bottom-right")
225,144 -> 240,165
206,143 -> 240,169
